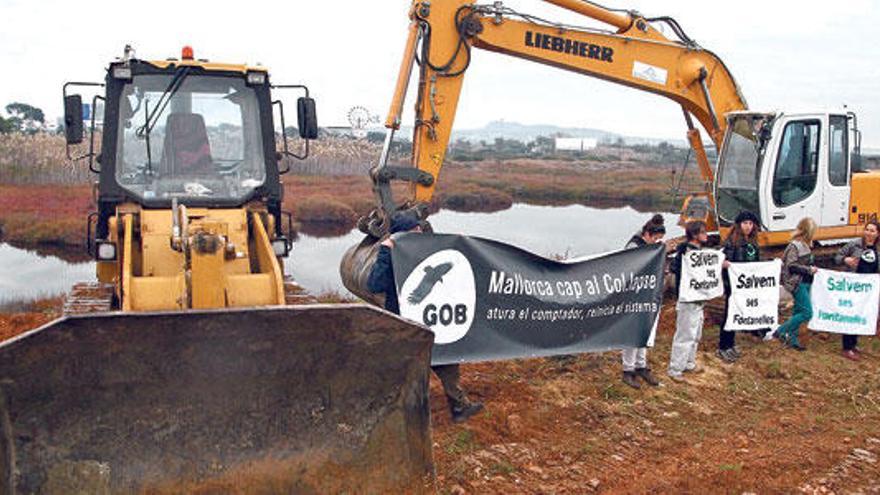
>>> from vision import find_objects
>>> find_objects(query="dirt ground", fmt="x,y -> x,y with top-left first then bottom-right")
3,300 -> 879,493
429,302 -> 880,494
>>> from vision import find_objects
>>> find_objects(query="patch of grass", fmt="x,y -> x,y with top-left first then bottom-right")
578,440 -> 599,458
488,460 -> 517,476
293,195 -> 357,224
602,383 -> 630,402
445,429 -> 477,455
718,463 -> 742,471
438,186 -> 513,213
671,388 -> 693,401
764,360 -> 786,379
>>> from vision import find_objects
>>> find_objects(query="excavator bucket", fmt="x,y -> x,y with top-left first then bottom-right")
0,305 -> 434,494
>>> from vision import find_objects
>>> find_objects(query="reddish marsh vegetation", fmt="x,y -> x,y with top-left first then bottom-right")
0,134 -> 700,247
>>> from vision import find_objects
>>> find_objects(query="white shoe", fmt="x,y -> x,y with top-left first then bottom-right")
763,328 -> 777,342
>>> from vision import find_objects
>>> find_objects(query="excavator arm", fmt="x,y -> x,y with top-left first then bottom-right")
366,0 -> 748,235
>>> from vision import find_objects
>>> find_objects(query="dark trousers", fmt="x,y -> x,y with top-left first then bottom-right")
432,364 -> 466,407
842,334 -> 859,351
719,299 -> 736,350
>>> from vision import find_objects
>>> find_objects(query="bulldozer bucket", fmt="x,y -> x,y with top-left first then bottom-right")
0,304 -> 434,494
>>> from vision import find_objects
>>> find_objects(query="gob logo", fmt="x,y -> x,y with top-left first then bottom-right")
399,249 -> 476,344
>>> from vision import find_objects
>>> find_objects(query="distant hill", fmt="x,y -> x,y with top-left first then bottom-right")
396,120 -> 688,147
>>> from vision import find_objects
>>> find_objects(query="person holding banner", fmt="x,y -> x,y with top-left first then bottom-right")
833,219 -> 880,360
620,215 -> 666,389
776,217 -> 819,351
667,221 -> 711,382
717,211 -> 762,363
366,211 -> 485,423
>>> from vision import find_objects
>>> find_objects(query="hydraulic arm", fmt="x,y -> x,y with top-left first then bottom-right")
365,0 -> 748,236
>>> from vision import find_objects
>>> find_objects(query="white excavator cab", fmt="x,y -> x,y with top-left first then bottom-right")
715,111 -> 862,234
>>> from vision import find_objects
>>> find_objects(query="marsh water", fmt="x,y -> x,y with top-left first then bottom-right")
0,204 -> 682,306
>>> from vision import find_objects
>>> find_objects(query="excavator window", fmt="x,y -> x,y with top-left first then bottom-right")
828,115 -> 849,187
115,74 -> 266,202
772,120 -> 820,207
716,114 -> 768,224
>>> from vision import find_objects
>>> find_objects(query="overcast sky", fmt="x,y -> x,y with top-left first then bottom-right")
1,0 -> 878,146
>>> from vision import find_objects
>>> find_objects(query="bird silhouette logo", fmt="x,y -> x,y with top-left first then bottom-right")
407,262 -> 454,304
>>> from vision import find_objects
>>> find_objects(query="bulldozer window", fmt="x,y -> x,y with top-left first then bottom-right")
115,75 -> 266,202
772,120 -> 820,207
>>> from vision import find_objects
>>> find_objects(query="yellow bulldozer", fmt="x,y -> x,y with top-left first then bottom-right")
0,46 -> 434,493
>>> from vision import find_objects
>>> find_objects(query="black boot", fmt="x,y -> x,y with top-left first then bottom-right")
635,367 -> 660,386
451,400 -> 484,423
622,371 -> 641,389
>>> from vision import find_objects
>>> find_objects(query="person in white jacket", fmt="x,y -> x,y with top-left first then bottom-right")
667,221 -> 709,382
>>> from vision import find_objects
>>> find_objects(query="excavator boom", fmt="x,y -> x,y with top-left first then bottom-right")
372,0 -> 747,225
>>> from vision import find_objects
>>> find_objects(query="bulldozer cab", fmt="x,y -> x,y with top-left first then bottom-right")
116,74 -> 267,201
63,46 -> 317,247
60,47 -> 322,309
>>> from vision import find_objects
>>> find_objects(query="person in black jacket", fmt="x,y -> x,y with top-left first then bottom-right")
621,214 -> 666,389
717,211 -> 761,363
366,211 -> 484,423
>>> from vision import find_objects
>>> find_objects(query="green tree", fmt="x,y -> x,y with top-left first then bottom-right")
5,102 -> 45,133
366,131 -> 386,144
0,115 -> 15,134
533,135 -> 555,154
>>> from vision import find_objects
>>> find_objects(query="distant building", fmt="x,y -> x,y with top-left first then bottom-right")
554,137 -> 597,152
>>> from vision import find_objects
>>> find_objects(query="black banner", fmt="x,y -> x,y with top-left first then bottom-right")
391,234 -> 665,365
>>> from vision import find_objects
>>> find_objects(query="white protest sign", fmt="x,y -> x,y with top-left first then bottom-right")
678,249 -> 725,302
809,269 -> 880,336
725,260 -> 781,331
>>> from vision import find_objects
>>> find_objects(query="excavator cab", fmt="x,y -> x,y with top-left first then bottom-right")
714,111 -> 878,245
1,47 -> 435,493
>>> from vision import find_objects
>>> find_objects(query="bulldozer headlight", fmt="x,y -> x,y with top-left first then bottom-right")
246,71 -> 266,86
272,237 -> 290,257
96,241 -> 117,261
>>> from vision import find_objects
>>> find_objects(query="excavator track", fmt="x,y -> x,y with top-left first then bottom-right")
62,282 -> 115,316
284,277 -> 318,305
63,279 -> 317,314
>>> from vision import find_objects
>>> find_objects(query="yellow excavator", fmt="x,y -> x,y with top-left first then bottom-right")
0,46 -> 433,493
342,0 -> 880,301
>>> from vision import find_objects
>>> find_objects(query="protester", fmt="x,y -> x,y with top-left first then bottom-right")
833,219 -> 880,360
717,211 -> 761,363
620,214 -> 666,389
667,220 -> 709,382
775,217 -> 818,351
366,211 -> 484,423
